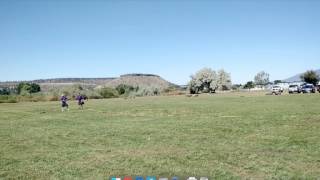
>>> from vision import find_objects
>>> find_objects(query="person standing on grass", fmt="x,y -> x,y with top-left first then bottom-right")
76,93 -> 86,109
60,94 -> 69,112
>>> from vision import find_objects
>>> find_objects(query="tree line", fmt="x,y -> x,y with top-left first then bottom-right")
188,68 -> 319,93
1,69 -> 319,96
242,70 -> 319,90
0,83 -> 41,95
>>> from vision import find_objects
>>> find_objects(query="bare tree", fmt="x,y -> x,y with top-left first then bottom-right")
217,69 -> 232,90
254,71 -> 270,87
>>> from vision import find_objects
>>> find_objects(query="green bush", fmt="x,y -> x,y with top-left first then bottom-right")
84,90 -> 103,99
116,84 -> 136,95
17,82 -> 41,94
0,88 -> 10,95
130,86 -> 161,97
99,87 -> 119,98
244,81 -> 255,89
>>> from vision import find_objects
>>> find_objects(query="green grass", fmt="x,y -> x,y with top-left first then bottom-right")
0,93 -> 320,179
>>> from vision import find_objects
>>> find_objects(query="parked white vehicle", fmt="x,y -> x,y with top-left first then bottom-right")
271,86 -> 283,95
288,85 -> 301,94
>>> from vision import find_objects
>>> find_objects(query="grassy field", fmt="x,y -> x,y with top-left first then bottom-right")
0,93 -> 320,179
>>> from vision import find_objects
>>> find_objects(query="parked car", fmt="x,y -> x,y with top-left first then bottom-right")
288,85 -> 301,94
301,84 -> 316,93
271,86 -> 283,95
317,85 -> 320,93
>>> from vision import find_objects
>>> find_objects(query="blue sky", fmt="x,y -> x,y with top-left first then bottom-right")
1,0 -> 319,85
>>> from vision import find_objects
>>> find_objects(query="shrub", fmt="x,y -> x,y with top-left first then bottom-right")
30,83 -> 41,93
84,90 -> 103,99
99,87 -> 119,98
130,86 -> 161,97
116,84 -> 136,95
20,89 -> 31,96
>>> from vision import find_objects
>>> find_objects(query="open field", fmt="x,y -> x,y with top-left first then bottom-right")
0,93 -> 320,179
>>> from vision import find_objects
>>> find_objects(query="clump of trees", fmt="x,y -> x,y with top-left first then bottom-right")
300,70 -> 319,85
17,83 -> 41,95
244,81 -> 255,89
188,68 -> 232,94
1,83 -> 41,95
0,88 -> 10,95
0,82 -> 41,103
274,80 -> 282,84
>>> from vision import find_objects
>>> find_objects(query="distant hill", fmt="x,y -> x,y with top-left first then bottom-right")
0,78 -> 116,91
32,78 -> 116,84
283,69 -> 320,82
0,78 -> 115,85
102,74 -> 178,90
0,74 -> 179,91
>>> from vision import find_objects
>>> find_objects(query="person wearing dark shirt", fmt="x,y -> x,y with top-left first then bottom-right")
60,95 -> 69,112
76,93 -> 85,109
